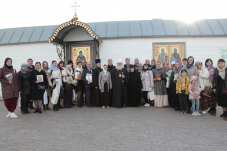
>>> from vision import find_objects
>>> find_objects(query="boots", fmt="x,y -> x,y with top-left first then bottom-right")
220,111 -> 227,117
56,105 -> 59,111
38,108 -> 42,114
33,108 -> 39,113
53,105 -> 56,111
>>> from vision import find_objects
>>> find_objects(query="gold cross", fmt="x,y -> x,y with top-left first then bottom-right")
71,0 -> 80,12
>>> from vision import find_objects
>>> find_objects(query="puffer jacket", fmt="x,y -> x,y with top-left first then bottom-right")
0,66 -> 19,100
141,70 -> 154,91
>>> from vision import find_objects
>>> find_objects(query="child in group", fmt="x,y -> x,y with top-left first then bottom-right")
176,69 -> 190,115
189,76 -> 201,116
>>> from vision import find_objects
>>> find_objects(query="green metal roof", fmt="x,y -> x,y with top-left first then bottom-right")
0,19 -> 227,45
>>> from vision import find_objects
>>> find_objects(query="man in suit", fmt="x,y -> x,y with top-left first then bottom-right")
107,59 -> 116,106
124,58 -> 132,73
134,58 -> 139,71
27,58 -> 35,109
82,62 -> 93,107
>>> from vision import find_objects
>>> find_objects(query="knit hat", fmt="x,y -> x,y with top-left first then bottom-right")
190,75 -> 197,82
21,63 -> 29,67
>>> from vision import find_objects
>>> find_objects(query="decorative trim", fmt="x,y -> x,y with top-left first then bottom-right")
55,44 -> 65,61
49,21 -> 102,44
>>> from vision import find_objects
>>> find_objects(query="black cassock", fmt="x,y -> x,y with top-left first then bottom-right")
128,71 -> 142,106
92,67 -> 103,107
112,68 -> 129,108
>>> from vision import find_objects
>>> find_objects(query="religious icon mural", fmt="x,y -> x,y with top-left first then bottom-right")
70,45 -> 91,68
153,43 -> 185,66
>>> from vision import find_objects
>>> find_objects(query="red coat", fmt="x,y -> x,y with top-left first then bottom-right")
0,66 -> 19,100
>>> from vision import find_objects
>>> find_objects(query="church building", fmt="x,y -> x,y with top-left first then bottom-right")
0,2 -> 227,96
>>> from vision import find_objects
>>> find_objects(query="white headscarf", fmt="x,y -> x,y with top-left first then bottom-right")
66,65 -> 74,76
75,65 -> 82,72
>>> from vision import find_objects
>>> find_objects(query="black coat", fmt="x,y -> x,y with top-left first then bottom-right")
91,67 -> 103,106
128,72 -> 142,106
18,71 -> 31,95
107,65 -> 116,80
30,70 -> 48,100
112,68 -> 129,108
213,68 -> 227,93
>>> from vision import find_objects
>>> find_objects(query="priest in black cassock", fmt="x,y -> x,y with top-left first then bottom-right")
112,59 -> 129,108
128,65 -> 143,106
91,59 -> 103,107
107,59 -> 116,106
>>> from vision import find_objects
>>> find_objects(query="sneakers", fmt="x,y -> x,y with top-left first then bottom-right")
181,111 -> 184,114
183,111 -> 187,115
144,103 -> 150,107
6,112 -> 11,118
192,112 -> 197,116
10,113 -> 18,118
202,111 -> 207,114
196,111 -> 201,116
102,106 -> 105,108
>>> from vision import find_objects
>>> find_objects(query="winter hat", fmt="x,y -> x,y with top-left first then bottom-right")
21,63 -> 29,67
190,75 -> 197,82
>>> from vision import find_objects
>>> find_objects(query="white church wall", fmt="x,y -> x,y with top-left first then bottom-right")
0,42 -> 59,97
99,37 -> 227,66
0,36 -> 227,97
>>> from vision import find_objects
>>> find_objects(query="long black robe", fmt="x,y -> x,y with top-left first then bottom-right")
128,71 -> 142,106
107,65 -> 116,106
91,67 -> 103,107
112,68 -> 129,108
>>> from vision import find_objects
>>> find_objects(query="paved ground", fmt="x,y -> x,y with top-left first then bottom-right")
0,101 -> 227,151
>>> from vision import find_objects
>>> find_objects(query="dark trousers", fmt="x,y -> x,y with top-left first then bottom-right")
4,97 -> 17,112
142,91 -> 148,103
29,100 -> 33,107
85,86 -> 91,106
21,94 -> 30,111
109,89 -> 113,106
178,93 -> 188,111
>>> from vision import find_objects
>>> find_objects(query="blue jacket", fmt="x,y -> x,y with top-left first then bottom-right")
82,68 -> 93,87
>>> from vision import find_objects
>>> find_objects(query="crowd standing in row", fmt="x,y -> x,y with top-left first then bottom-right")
0,56 -> 227,118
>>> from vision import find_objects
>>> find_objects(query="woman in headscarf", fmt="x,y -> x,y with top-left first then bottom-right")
163,62 -> 172,106
56,61 -> 65,108
170,61 -> 181,110
178,56 -> 198,113
48,60 -> 62,111
195,61 -> 216,114
0,58 -> 19,118
141,64 -> 154,107
128,65 -> 143,106
205,58 -> 217,113
74,62 -> 84,107
30,62 -> 48,114
18,63 -> 31,114
153,62 -> 168,107
63,65 -> 74,108
67,60 -> 76,106
213,59 -> 227,117
42,61 -> 50,110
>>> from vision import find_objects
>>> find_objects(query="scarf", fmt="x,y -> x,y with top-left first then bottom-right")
142,64 -> 149,71
75,65 -> 82,72
21,70 -> 28,73
163,65 -> 170,72
49,63 -> 59,71
57,61 -> 63,70
66,67 -> 74,76
186,58 -> 194,69
173,66 -> 181,73
217,66 -> 225,79
103,70 -> 107,75
205,59 -> 213,71
36,68 -> 42,72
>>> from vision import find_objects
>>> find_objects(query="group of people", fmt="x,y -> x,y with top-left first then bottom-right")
0,56 -> 227,118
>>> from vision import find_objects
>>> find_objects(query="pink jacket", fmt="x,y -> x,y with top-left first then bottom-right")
141,70 -> 154,91
189,83 -> 201,100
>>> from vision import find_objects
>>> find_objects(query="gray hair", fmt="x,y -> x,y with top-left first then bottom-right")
195,61 -> 202,67
108,59 -> 112,62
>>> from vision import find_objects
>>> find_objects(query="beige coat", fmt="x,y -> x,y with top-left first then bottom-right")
198,67 -> 210,90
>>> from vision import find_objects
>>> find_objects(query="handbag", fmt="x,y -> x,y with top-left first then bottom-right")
60,88 -> 65,99
203,86 -> 212,97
